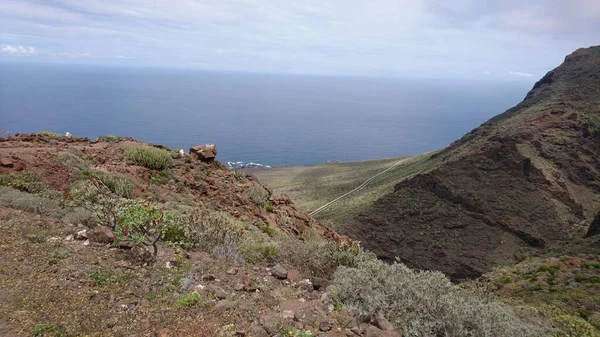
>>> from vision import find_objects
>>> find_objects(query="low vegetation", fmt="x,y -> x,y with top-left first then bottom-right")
251,153 -> 438,225
0,171 -> 46,193
332,259 -> 550,336
124,145 -> 173,170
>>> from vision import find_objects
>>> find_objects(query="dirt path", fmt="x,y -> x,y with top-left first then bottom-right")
309,156 -> 416,217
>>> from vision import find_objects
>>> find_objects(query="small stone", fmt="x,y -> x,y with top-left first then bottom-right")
319,321 -> 332,332
75,229 -> 88,240
234,283 -> 245,291
252,266 -> 260,271
180,277 -> 193,291
282,310 -> 295,319
214,288 -> 228,300
226,267 -> 238,275
195,284 -> 205,291
311,277 -> 330,290
88,226 -> 115,243
215,300 -> 235,310
151,328 -> 171,337
364,326 -> 402,337
294,322 -> 304,330
250,323 -> 268,337
64,234 -> 74,241
201,274 -> 216,281
82,239 -> 90,246
271,264 -> 288,279
373,312 -> 394,331
298,279 -> 314,292
47,237 -> 61,243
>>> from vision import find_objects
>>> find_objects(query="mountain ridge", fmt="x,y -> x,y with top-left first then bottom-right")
342,45 -> 600,280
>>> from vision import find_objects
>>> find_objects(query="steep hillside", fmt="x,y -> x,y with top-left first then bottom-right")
343,46 -> 600,281
0,133 -> 564,336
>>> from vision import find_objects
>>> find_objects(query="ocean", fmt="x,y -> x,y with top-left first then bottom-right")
0,63 -> 532,167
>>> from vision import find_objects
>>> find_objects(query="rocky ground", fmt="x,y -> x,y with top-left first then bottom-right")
0,133 -> 401,337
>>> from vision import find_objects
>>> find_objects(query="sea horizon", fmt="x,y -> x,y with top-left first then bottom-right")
1,63 -> 533,167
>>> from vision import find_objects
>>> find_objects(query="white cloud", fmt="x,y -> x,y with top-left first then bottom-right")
482,70 -> 490,74
508,71 -> 533,77
116,54 -> 131,59
53,52 -> 91,57
2,44 -> 36,55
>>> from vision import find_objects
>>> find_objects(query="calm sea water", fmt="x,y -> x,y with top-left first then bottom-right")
0,63 -> 532,166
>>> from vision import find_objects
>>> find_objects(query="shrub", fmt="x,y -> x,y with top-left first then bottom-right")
0,171 -> 46,193
233,169 -> 244,181
98,135 -> 122,143
332,259 -> 549,337
247,185 -> 268,205
277,239 -> 376,278
80,170 -> 134,198
239,233 -> 278,264
261,225 -> 276,238
115,200 -> 167,258
38,131 -> 61,137
0,186 -> 63,217
70,180 -> 121,228
212,238 -> 245,265
124,145 -> 173,170
177,291 -> 205,308
179,209 -> 246,252
554,314 -> 597,337
31,322 -> 66,337
150,170 -> 170,185
58,151 -> 89,171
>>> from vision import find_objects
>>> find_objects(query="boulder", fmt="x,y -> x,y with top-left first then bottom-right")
319,321 -> 332,332
271,264 -> 288,279
0,158 -> 13,167
189,143 -> 217,162
88,226 -> 116,244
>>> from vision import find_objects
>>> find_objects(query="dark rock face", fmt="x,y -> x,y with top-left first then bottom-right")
587,211 -> 600,237
343,46 -> 600,281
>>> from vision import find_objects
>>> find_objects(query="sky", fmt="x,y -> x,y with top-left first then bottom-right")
1,0 -> 599,79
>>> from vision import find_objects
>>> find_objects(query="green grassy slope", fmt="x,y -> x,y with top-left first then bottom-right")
249,152 -> 439,226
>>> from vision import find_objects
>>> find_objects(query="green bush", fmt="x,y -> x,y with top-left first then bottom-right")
554,314 -> 598,337
125,145 -> 173,170
31,322 -> 66,337
177,291 -> 205,308
80,170 -> 134,198
332,259 -> 550,337
0,171 -> 46,193
115,200 -> 166,258
247,185 -> 268,205
261,225 -> 276,238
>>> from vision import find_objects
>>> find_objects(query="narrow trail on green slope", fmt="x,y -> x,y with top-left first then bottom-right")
309,155 -> 422,217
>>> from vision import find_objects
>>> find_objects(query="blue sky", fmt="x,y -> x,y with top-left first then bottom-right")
1,0 -> 598,79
